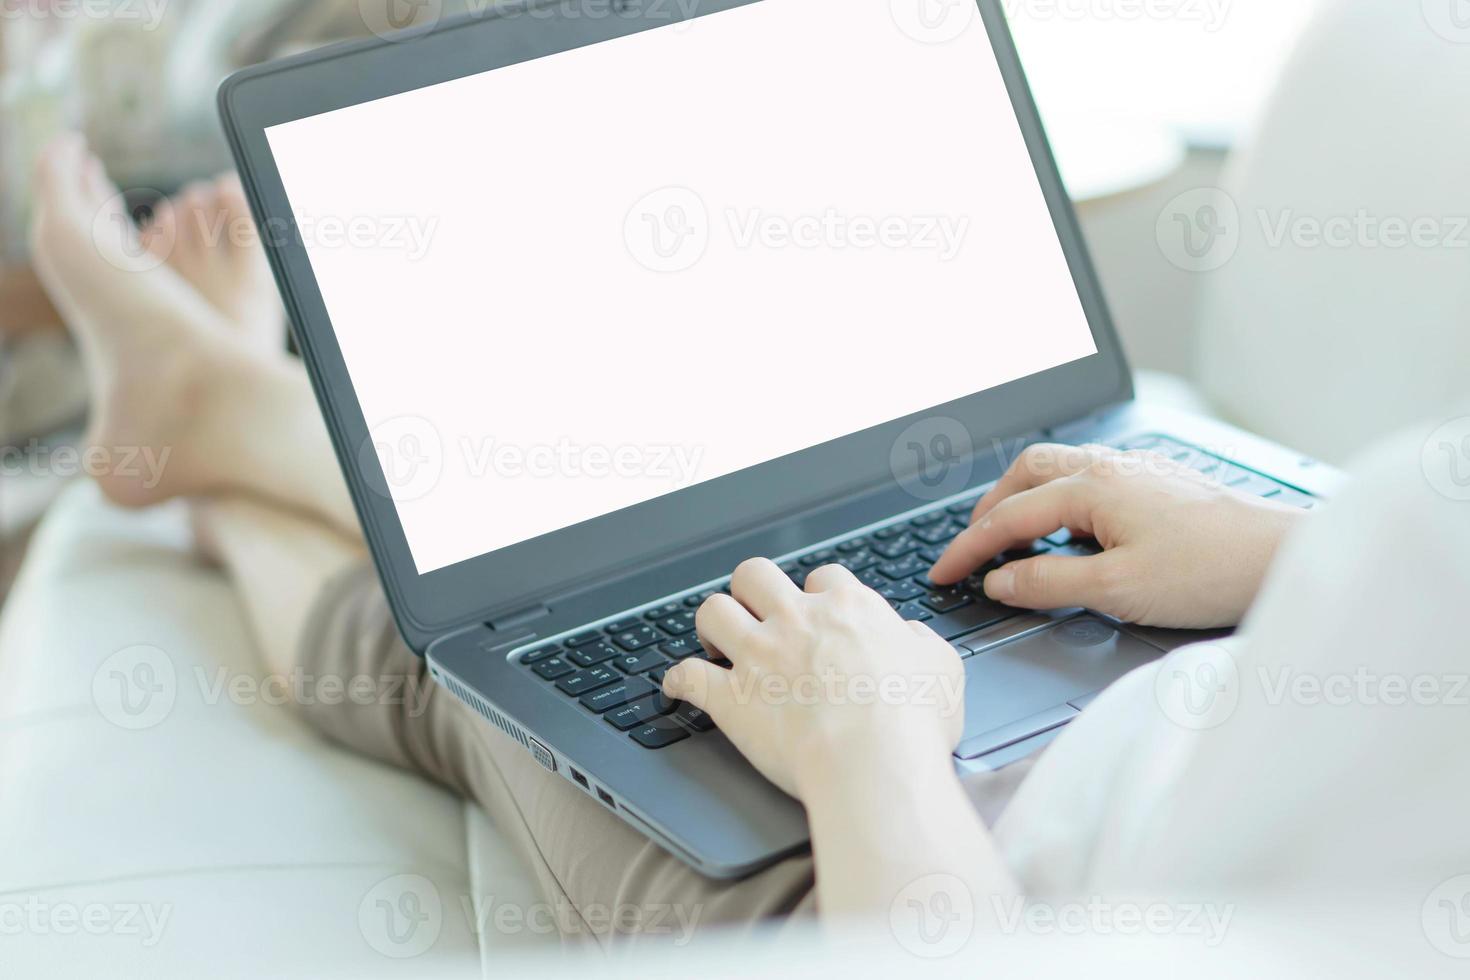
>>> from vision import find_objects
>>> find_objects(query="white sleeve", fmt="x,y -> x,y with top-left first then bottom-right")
993,421 -> 1470,912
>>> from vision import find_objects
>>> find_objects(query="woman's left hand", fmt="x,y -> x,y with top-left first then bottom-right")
662,558 -> 966,801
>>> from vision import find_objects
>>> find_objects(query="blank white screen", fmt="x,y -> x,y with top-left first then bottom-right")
267,0 -> 1098,574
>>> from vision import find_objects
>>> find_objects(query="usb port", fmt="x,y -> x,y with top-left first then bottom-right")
570,769 -> 589,790
596,787 -> 616,809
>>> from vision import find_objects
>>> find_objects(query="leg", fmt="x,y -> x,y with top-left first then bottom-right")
195,495 -> 817,945
27,134 -> 358,534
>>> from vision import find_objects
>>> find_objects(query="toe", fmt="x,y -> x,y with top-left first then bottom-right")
176,182 -> 215,246
141,197 -> 179,259
83,156 -> 115,204
216,172 -> 247,208
32,133 -> 87,201
215,173 -> 260,251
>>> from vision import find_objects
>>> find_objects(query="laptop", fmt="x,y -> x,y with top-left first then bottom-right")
219,0 -> 1341,878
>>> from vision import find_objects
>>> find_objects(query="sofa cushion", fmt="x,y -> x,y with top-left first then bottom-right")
0,484 -> 542,976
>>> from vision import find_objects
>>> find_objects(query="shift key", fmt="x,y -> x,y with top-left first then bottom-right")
581,678 -> 656,713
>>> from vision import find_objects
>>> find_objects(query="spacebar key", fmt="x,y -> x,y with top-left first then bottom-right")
581,678 -> 655,713
926,600 -> 1017,640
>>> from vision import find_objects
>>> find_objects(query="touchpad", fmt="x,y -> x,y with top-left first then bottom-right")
956,617 -> 1164,759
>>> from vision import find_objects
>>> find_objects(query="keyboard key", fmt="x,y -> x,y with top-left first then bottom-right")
521,645 -> 563,665
963,571 -> 992,593
673,703 -> 716,732
612,626 -> 662,651
606,617 -> 645,634
647,665 -> 668,686
629,717 -> 691,749
858,568 -> 889,590
614,650 -> 669,675
873,525 -> 907,541
999,542 -> 1052,564
837,550 -> 879,573
801,549 -> 837,566
657,612 -> 696,635
684,590 -> 717,608
565,631 -> 604,648
1116,435 -> 1160,452
581,678 -> 656,713
872,535 -> 920,559
895,600 -> 934,622
922,589 -> 972,614
926,600 -> 1018,640
879,555 -> 929,580
1274,487 -> 1317,510
1228,472 -> 1283,497
919,545 -> 947,564
838,537 -> 869,553
556,665 -> 619,696
606,693 -> 677,731
879,580 -> 925,603
659,636 -> 705,660
567,640 -> 620,668
644,603 -> 684,621
532,656 -> 575,681
910,510 -> 947,527
947,498 -> 980,515
914,522 -> 961,545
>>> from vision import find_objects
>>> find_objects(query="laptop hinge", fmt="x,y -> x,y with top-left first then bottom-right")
1045,402 -> 1129,445
487,602 -> 553,632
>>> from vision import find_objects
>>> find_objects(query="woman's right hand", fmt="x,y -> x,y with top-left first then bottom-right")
929,443 -> 1308,630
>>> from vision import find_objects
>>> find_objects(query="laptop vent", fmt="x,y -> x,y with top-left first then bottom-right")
442,674 -> 530,751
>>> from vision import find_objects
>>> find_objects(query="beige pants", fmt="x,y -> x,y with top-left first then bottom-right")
297,564 -> 1028,948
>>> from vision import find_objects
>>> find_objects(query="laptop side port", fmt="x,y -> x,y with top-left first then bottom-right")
596,787 -> 616,809
570,768 -> 589,791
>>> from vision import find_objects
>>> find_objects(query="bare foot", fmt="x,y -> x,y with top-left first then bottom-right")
140,173 -> 285,351
29,135 -> 286,509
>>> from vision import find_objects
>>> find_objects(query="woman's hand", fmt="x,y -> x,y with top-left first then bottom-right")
931,443 -> 1307,630
662,558 -> 964,801
663,559 -> 1014,928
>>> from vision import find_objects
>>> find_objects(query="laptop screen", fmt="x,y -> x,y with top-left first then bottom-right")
265,0 -> 1098,575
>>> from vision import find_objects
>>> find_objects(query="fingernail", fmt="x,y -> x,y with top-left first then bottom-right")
985,566 -> 1016,601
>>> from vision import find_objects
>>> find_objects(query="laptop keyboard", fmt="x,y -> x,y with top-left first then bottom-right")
518,435 -> 1314,750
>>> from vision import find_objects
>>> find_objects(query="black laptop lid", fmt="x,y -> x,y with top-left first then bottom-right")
218,0 -> 1131,651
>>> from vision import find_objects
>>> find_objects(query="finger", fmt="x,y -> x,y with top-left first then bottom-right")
970,443 -> 1115,525
140,197 -> 177,252
729,557 -> 802,620
662,658 -> 738,720
695,592 -> 761,662
981,552 -> 1123,614
932,479 -> 1084,584
803,563 -> 859,593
